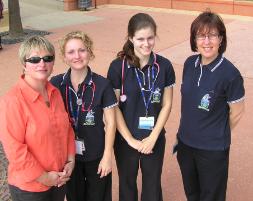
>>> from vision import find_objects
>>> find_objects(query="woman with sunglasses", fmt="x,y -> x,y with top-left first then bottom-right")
50,31 -> 117,201
0,36 -> 75,201
176,11 -> 245,201
107,13 -> 175,201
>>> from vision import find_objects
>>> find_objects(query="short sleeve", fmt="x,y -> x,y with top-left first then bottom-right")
165,60 -> 176,87
102,81 -> 118,109
107,59 -> 122,90
226,75 -> 245,103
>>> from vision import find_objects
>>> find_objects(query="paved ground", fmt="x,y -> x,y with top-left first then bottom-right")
0,0 -> 253,200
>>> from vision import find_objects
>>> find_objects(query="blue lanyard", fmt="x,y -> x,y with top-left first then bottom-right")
67,85 -> 85,130
134,65 -> 157,116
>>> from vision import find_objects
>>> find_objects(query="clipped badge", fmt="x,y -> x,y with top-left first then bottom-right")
151,88 -> 161,103
83,110 -> 95,126
198,94 -> 211,111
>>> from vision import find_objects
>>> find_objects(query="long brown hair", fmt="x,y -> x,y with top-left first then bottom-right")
117,13 -> 157,67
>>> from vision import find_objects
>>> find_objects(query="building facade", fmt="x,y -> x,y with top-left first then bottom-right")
64,0 -> 253,16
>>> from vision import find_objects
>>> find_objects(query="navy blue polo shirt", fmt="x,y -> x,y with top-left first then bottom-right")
107,53 -> 175,140
177,54 -> 245,150
50,67 -> 117,161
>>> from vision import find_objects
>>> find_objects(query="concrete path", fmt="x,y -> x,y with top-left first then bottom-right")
0,0 -> 253,200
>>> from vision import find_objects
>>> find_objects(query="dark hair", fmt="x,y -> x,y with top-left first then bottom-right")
190,11 -> 227,54
117,13 -> 157,67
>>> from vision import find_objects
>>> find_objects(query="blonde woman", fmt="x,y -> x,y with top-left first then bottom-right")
51,31 -> 117,201
0,36 -> 75,201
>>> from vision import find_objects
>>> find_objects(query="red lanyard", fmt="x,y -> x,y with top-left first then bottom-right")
121,56 -> 126,96
80,81 -> 96,112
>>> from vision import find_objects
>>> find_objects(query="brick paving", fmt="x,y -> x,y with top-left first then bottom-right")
1,1 -> 253,201
0,144 -> 11,201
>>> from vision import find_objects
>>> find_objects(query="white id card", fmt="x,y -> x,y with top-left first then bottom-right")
138,116 -> 154,130
75,139 -> 85,155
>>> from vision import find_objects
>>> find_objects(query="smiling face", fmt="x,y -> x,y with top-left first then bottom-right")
63,38 -> 91,71
130,27 -> 155,59
196,28 -> 222,65
24,49 -> 54,82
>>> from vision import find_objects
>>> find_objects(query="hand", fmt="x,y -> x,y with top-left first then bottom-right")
127,137 -> 143,151
37,171 -> 60,187
63,160 -> 75,177
57,161 -> 75,187
57,170 -> 70,187
138,135 -> 157,154
97,155 -> 112,178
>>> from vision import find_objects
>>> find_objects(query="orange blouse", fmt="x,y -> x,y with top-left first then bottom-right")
0,77 -> 75,192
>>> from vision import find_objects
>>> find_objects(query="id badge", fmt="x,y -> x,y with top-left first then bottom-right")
138,116 -> 154,130
75,139 -> 85,155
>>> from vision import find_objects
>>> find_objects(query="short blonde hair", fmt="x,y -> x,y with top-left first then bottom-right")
19,35 -> 55,65
59,31 -> 95,59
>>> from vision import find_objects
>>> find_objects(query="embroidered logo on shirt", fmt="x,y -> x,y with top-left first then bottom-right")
83,110 -> 95,126
198,94 -> 211,111
151,88 -> 161,103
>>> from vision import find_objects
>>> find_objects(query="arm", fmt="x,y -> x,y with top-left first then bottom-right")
0,98 -> 45,183
65,125 -> 76,175
139,87 -> 173,154
107,61 -> 142,150
114,90 -> 143,150
97,106 -> 116,178
58,120 -> 76,186
229,100 -> 245,130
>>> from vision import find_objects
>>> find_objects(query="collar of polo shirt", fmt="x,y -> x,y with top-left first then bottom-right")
194,54 -> 224,72
61,66 -> 93,86
128,52 -> 156,69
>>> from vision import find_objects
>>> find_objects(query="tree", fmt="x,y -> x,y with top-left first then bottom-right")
8,0 -> 24,38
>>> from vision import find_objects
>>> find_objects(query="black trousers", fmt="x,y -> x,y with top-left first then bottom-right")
66,158 -> 112,201
114,134 -> 165,201
9,185 -> 65,201
177,140 -> 229,201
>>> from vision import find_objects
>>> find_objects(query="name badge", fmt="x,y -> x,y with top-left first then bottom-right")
138,116 -> 154,130
75,139 -> 85,155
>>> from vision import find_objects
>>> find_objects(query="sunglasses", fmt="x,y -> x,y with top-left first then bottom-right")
25,55 -> 55,64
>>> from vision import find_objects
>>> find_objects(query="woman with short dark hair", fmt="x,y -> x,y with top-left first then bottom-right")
177,11 -> 245,201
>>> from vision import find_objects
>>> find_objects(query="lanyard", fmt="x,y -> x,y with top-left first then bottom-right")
121,53 -> 159,100
137,65 -> 156,91
134,64 -> 159,116
65,79 -> 96,130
